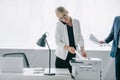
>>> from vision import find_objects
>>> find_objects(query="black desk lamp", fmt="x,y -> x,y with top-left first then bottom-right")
36,32 -> 55,75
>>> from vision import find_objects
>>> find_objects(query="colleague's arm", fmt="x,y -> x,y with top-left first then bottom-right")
105,17 -> 117,43
99,17 -> 116,44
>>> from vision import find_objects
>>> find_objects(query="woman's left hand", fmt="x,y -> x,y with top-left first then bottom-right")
81,50 -> 87,58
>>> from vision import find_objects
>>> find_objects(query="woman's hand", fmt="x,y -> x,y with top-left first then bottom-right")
64,45 -> 75,54
68,47 -> 76,54
81,50 -> 87,58
99,41 -> 106,44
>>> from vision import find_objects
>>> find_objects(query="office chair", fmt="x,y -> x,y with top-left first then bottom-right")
3,53 -> 30,68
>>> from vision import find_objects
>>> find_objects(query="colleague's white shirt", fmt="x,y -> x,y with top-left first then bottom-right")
55,18 -> 84,60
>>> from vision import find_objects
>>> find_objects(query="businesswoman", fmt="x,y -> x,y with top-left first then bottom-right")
55,6 -> 87,75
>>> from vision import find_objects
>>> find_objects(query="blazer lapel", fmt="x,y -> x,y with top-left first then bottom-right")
118,20 -> 120,33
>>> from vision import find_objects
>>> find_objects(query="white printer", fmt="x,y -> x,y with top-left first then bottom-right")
70,58 -> 102,80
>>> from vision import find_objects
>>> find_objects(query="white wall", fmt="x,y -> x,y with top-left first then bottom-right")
0,0 -> 42,48
0,0 -> 120,49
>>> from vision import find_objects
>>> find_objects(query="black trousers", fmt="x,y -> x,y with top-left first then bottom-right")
55,52 -> 75,73
115,48 -> 120,80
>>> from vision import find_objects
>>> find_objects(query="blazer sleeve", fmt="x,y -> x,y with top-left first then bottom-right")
105,17 -> 117,43
77,20 -> 84,47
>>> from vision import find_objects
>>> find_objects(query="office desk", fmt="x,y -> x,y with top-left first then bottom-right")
0,48 -> 115,80
0,68 -> 72,80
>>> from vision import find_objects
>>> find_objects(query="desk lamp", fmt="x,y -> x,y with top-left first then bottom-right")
36,32 -> 55,75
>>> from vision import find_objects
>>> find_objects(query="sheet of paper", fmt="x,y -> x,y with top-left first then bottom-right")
75,50 -> 87,60
89,34 -> 99,44
89,34 -> 111,46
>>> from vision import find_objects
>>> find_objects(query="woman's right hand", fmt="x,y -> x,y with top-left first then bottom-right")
67,47 -> 76,54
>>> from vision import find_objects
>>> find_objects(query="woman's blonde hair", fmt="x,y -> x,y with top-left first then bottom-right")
55,6 -> 67,13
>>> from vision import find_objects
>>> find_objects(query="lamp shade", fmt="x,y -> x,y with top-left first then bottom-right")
36,33 -> 47,47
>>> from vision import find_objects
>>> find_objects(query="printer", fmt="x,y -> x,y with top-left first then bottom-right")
70,58 -> 102,80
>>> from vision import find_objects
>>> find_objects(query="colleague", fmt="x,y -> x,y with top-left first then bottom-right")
55,6 -> 87,75
99,16 -> 120,80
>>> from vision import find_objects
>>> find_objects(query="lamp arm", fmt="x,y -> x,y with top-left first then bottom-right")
45,39 -> 51,52
45,39 -> 51,74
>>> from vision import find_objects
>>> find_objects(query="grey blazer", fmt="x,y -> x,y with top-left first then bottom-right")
105,16 -> 120,58
55,18 -> 84,60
